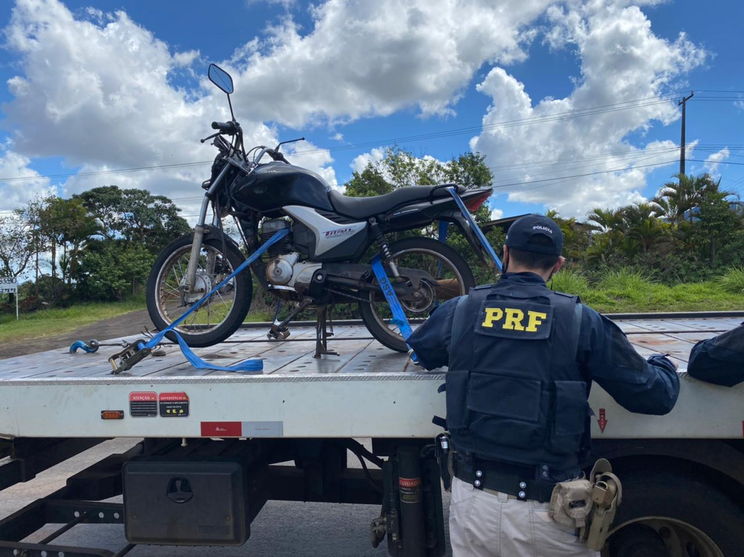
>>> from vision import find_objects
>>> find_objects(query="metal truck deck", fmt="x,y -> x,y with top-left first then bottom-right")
1,314 -> 742,440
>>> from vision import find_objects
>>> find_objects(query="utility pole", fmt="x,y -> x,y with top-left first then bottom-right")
678,91 -> 694,178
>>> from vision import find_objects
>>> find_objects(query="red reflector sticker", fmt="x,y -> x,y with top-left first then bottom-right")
201,421 -> 242,437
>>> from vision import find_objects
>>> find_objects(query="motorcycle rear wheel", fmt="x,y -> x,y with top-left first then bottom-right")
146,235 -> 252,347
358,236 -> 475,353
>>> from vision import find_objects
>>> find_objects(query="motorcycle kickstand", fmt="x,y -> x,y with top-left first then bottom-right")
267,298 -> 312,340
314,305 -> 338,359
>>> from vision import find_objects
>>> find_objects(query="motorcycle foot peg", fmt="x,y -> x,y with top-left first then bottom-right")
108,339 -> 152,374
267,325 -> 290,340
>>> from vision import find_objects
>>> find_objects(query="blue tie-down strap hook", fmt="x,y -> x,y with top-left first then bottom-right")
108,229 -> 289,374
370,256 -> 420,365
69,339 -> 100,353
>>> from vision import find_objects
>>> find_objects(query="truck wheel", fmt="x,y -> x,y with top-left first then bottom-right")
605,471 -> 742,557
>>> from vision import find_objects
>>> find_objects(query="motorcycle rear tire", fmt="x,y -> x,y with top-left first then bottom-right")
358,236 -> 475,353
146,234 -> 252,347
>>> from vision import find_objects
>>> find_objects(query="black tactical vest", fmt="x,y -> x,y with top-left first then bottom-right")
446,276 -> 587,473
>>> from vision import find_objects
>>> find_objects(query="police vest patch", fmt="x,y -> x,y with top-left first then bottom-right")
476,301 -> 553,340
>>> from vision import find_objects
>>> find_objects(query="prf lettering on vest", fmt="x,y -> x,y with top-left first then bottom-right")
482,307 -> 548,332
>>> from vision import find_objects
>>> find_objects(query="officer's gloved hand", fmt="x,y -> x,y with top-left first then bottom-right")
647,353 -> 677,372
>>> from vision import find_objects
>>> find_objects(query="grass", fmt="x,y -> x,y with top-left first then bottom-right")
0,299 -> 145,343
718,267 -> 744,295
550,267 -> 744,313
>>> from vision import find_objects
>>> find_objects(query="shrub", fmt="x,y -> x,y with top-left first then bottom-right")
718,267 -> 744,295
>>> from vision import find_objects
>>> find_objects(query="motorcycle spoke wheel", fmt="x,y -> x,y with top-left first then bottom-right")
147,235 -> 252,347
359,237 -> 475,352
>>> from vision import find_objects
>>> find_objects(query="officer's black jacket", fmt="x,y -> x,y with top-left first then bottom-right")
407,272 -> 680,466
687,324 -> 744,386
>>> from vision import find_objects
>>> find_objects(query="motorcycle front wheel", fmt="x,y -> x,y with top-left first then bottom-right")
358,236 -> 475,352
146,235 -> 252,347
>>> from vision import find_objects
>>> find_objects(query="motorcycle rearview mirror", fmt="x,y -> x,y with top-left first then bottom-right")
208,63 -> 234,94
208,63 -> 236,122
274,137 -> 305,152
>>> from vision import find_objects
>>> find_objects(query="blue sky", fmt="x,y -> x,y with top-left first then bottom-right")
1,0 -> 743,222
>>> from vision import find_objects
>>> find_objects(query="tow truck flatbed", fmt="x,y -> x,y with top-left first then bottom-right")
1,315 -> 742,440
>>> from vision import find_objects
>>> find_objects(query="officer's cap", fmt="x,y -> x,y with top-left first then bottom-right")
506,214 -> 563,256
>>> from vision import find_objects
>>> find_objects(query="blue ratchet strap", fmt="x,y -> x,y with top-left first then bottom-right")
140,228 -> 291,373
438,220 -> 449,243
370,256 -> 419,364
447,186 -> 503,271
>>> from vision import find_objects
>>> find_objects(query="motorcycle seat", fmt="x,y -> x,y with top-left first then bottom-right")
328,185 -> 464,220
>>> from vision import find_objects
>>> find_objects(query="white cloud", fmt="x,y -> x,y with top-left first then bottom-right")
470,1 -> 705,218
0,145 -> 54,210
229,0 -> 554,127
2,0 -> 337,221
490,208 -> 504,220
704,147 -> 729,177
351,147 -> 387,175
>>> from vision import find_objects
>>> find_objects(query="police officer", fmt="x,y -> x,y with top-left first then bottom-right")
407,214 -> 680,557
687,323 -> 744,386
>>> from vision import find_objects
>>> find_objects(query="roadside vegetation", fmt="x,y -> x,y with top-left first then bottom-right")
1,149 -> 742,341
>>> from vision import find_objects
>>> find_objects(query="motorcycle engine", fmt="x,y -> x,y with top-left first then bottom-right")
265,253 -> 322,289
266,252 -> 299,285
261,218 -> 322,290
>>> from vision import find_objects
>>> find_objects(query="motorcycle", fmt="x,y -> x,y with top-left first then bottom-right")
145,64 -> 500,355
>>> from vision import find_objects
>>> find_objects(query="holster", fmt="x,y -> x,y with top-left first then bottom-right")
549,458 -> 622,550
584,459 -> 622,550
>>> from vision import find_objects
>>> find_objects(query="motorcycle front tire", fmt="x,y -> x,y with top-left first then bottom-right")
146,234 -> 252,347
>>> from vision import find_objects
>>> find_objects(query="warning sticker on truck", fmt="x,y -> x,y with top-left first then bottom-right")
129,391 -> 157,417
159,392 -> 189,417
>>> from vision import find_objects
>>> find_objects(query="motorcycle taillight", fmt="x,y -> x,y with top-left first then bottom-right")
463,190 -> 491,212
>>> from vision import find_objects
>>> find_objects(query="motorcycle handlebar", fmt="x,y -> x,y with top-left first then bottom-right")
211,121 -> 239,135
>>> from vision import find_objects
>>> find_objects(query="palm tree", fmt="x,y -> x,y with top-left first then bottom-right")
653,173 -> 724,224
622,202 -> 665,254
587,208 -> 625,233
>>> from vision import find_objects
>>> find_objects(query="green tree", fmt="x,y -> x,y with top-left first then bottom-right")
0,213 -> 33,280
74,186 -> 190,251
653,173 -> 718,224
76,241 -> 154,300
38,197 -> 97,285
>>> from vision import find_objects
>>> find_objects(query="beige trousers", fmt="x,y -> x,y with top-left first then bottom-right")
449,477 -> 600,557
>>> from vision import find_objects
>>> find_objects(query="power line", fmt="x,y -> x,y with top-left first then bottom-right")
490,160 -> 679,190
0,95 -> 682,184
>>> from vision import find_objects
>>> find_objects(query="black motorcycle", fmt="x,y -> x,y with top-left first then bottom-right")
146,64 -> 498,354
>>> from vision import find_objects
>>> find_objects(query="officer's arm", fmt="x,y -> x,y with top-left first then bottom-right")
687,325 -> 744,386
581,310 -> 680,415
406,297 -> 460,370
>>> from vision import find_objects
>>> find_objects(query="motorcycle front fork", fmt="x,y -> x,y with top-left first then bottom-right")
183,197 -> 222,303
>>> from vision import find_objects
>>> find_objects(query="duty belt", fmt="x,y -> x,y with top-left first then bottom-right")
454,458 -> 566,503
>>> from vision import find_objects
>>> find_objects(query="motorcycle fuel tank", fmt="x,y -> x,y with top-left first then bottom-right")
229,162 -> 334,215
